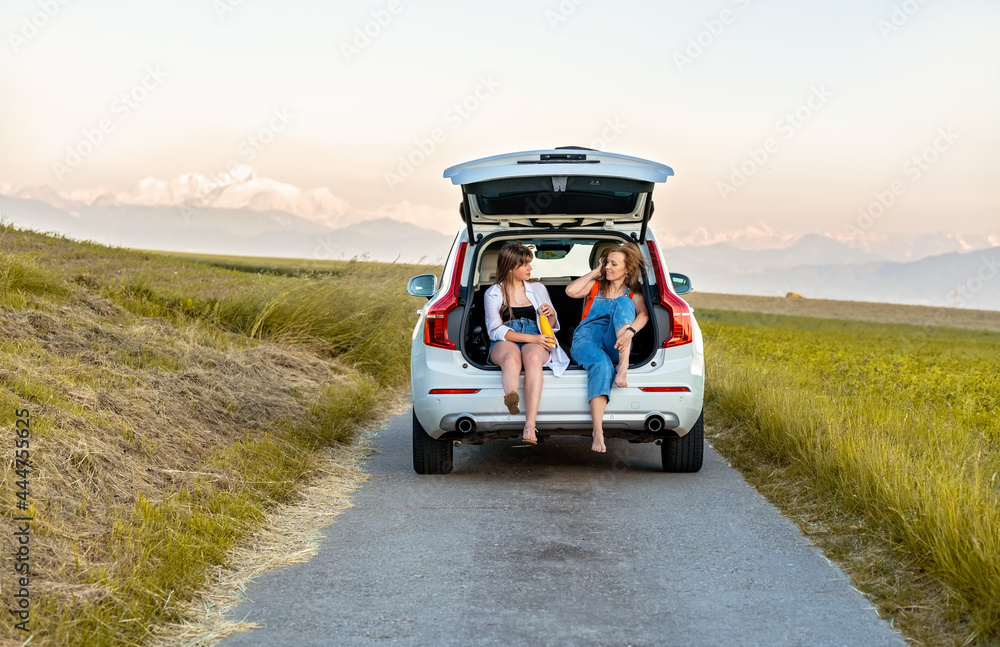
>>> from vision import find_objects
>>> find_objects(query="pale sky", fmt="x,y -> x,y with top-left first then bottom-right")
2,0 -> 998,237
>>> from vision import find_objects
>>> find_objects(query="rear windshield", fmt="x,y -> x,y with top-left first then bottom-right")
468,176 -> 651,216
477,192 -> 639,216
527,242 -> 595,279
479,238 -> 639,283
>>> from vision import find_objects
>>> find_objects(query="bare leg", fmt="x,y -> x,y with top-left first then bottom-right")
614,326 -> 632,388
490,342 -> 522,412
521,344 -> 549,442
590,395 -> 608,452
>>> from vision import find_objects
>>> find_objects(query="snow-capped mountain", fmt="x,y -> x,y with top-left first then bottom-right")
832,230 -> 1000,262
2,172 -> 998,309
6,172 -> 994,262
5,166 -> 355,229
0,168 -> 459,263
3,167 -> 464,237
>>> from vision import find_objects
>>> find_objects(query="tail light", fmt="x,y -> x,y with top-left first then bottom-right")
647,240 -> 693,348
639,386 -> 691,393
424,242 -> 468,350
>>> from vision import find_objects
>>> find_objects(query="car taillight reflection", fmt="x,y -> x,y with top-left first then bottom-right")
647,240 -> 693,348
424,242 -> 468,350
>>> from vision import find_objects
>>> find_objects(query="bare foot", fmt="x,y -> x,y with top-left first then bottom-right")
591,431 -> 606,453
614,365 -> 628,388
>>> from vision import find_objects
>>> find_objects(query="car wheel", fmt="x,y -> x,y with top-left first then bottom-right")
661,410 -> 704,473
412,408 -> 453,474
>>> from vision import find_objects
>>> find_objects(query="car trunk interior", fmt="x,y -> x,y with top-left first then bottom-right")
461,238 -> 656,369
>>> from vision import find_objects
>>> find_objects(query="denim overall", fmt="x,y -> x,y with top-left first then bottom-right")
570,289 -> 636,402
488,317 -> 542,363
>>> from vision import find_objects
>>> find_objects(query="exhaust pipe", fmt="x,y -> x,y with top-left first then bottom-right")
645,415 -> 665,433
456,417 -> 476,433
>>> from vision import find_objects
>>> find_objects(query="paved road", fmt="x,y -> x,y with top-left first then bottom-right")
220,412 -> 905,647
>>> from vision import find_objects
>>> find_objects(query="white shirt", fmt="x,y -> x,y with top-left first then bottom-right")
484,281 -> 570,376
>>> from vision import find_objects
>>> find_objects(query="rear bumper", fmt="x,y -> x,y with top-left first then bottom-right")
412,346 -> 704,440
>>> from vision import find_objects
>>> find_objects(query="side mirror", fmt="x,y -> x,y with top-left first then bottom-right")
670,272 -> 693,296
407,274 -> 438,299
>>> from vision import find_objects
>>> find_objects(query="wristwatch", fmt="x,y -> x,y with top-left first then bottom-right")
626,326 -> 637,335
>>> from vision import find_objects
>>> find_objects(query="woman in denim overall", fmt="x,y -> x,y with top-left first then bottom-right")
567,243 -> 649,453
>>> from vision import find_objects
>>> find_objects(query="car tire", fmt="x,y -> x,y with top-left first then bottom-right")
662,410 -> 704,473
412,408 -> 453,474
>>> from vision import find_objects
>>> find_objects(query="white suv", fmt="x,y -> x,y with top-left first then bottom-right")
407,148 -> 705,474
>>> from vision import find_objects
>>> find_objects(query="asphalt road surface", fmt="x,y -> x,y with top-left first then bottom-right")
220,412 -> 906,647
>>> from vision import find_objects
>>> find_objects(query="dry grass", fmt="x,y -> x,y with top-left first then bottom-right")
0,225 -> 426,646
148,392 -> 410,647
0,298 -> 356,644
147,440 -> 376,646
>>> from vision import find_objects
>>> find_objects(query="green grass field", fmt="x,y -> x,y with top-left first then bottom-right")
700,309 -> 1000,644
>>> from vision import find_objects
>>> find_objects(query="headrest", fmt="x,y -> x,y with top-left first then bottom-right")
589,241 -> 622,270
478,250 -> 500,285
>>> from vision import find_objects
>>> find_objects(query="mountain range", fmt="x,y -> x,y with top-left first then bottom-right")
1,170 -> 997,311
665,242 -> 1000,311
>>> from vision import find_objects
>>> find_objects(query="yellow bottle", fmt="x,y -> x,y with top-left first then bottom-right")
539,314 -> 557,348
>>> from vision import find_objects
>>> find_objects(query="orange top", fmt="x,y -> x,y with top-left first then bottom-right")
580,281 -> 636,320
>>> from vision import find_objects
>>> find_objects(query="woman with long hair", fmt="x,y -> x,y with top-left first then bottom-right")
484,242 -> 567,444
566,242 -> 649,453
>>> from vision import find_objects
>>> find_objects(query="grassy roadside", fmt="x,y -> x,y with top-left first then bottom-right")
0,226 -> 431,646
699,309 -> 1000,646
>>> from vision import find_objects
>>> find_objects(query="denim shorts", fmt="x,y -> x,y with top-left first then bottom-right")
488,318 -> 541,364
